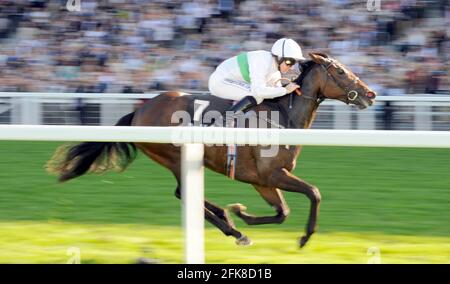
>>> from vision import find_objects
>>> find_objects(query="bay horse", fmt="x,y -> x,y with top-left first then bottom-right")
47,53 -> 376,248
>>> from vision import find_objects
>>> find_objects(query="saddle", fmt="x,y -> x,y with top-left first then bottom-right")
186,94 -> 291,129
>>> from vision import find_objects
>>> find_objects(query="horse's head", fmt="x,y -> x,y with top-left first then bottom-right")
307,52 -> 376,109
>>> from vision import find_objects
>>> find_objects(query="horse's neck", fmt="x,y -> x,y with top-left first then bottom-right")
277,63 -> 321,129
294,96 -> 319,129
278,88 -> 319,129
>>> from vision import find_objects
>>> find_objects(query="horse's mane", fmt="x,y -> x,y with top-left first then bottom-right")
296,60 -> 316,86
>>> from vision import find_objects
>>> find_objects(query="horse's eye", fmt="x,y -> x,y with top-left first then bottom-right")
337,68 -> 344,75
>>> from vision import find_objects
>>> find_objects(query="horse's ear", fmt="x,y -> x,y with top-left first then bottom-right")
309,52 -> 329,65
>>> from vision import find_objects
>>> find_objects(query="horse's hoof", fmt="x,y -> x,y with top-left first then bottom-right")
227,203 -> 247,214
236,235 -> 253,246
299,235 -> 310,248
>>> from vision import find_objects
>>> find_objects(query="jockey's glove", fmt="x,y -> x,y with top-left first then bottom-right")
285,82 -> 300,94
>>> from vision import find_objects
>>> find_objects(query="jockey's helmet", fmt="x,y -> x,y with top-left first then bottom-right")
271,38 -> 305,64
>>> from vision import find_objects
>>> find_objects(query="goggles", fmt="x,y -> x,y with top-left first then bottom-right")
284,58 -> 296,66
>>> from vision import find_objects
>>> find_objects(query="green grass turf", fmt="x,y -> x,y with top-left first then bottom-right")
0,141 -> 449,263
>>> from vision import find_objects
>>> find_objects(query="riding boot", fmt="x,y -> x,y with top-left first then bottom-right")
225,96 -> 257,127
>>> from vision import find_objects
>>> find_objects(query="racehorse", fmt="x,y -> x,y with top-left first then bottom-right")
47,53 -> 376,248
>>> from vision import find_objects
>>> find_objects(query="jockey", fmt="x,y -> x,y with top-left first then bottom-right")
208,38 -> 305,124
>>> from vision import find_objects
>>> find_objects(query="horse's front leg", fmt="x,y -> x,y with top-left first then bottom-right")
269,168 -> 321,248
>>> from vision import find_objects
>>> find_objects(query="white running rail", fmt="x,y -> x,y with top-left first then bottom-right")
1,124 -> 450,264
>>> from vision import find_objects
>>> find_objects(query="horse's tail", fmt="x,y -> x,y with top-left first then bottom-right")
46,112 -> 137,183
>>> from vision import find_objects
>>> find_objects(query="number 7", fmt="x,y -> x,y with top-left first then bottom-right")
193,99 -> 210,125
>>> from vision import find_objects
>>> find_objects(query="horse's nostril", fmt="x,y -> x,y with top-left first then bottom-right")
367,92 -> 376,99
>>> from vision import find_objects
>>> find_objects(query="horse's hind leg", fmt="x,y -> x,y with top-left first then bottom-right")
174,187 -> 234,226
174,187 -> 251,246
137,145 -> 249,245
228,185 -> 290,225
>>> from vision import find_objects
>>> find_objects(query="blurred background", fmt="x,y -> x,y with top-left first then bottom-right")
0,0 -> 448,94
0,0 -> 449,263
0,0 -> 449,129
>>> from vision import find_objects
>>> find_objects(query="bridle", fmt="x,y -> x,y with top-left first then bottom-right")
271,58 -> 367,129
320,60 -> 362,104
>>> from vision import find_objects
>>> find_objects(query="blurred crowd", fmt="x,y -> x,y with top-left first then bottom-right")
0,0 -> 448,95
